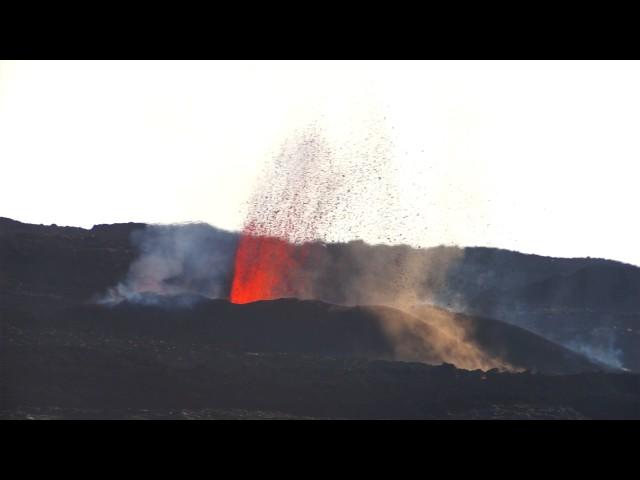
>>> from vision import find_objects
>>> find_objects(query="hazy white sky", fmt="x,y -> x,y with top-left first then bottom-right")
1,60 -> 639,265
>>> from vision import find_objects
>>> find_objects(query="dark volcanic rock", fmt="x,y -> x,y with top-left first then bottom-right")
0,217 -> 143,302
3,295 -> 605,374
2,323 -> 639,419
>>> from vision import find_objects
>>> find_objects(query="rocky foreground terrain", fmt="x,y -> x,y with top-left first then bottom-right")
3,295 -> 639,419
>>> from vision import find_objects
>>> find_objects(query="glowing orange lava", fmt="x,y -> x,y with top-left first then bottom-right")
229,225 -> 311,304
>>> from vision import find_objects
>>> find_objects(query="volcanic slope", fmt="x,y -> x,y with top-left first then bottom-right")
4,295 -> 605,374
3,296 -> 638,419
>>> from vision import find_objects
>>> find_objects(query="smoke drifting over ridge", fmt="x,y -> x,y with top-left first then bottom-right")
100,223 -> 238,305
100,224 -> 463,309
376,306 -> 515,371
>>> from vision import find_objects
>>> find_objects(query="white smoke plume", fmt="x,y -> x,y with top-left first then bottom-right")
99,223 -> 237,305
566,327 -> 625,370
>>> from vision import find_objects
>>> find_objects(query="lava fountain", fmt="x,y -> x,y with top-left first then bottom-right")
229,122 -> 396,304
229,128 -> 341,304
230,224 -> 313,303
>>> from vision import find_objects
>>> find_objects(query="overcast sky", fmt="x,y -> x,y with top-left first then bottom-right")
1,60 -> 639,265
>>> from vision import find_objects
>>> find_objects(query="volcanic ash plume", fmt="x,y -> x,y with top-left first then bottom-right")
375,306 -> 516,371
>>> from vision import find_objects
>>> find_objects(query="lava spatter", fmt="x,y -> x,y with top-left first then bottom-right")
229,128 -> 338,303
229,224 -> 313,303
229,122 -> 397,304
